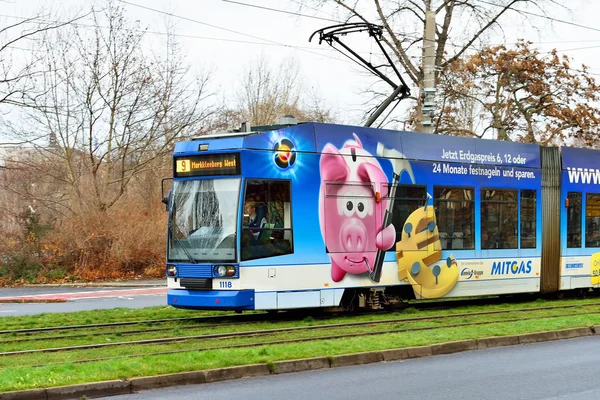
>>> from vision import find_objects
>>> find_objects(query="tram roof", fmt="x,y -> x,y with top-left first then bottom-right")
174,122 -> 600,170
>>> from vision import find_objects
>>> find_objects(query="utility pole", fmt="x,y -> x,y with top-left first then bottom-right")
421,10 -> 436,133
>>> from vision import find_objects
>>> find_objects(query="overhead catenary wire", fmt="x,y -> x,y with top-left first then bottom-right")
222,0 -> 600,37
0,13 -> 329,51
220,0 -> 342,23
5,0 -> 600,47
3,3 -> 600,81
478,0 -> 600,34
4,2 -> 600,62
115,0 -> 347,63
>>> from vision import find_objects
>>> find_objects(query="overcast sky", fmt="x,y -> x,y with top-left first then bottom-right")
4,0 -> 600,128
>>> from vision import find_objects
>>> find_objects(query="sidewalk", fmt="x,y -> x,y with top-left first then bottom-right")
0,287 -> 168,302
21,279 -> 166,288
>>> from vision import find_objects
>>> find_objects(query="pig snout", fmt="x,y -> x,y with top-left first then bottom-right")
341,220 -> 367,252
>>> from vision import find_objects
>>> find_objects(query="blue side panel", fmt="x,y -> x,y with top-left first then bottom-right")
174,124 -> 318,154
240,149 -> 330,266
311,123 -> 541,168
405,159 -> 542,257
237,122 -> 543,266
243,124 -> 317,152
560,146 -> 600,256
238,124 -> 328,266
174,136 -> 246,153
168,289 -> 255,310
562,147 -> 600,170
473,137 -> 540,168
240,126 -> 318,180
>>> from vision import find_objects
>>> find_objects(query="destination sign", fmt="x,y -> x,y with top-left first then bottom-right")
174,153 -> 240,177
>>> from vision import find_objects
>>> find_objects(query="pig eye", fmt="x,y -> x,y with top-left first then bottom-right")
356,201 -> 370,218
341,200 -> 354,217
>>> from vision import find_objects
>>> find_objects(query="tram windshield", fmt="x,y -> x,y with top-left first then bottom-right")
168,178 -> 240,262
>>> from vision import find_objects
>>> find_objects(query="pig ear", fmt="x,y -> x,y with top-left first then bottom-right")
352,133 -> 363,148
320,144 -> 350,182
357,162 -> 389,198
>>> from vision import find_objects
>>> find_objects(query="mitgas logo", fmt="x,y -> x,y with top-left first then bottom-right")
491,260 -> 532,275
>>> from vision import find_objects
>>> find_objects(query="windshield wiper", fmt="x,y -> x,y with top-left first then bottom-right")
168,203 -> 198,264
173,239 -> 198,264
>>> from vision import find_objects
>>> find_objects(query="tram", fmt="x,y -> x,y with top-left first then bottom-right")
163,120 -> 600,311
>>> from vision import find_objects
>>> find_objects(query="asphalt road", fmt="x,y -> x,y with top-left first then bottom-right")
99,335 -> 600,400
0,282 -> 167,316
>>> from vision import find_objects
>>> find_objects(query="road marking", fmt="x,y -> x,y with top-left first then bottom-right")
0,287 -> 168,302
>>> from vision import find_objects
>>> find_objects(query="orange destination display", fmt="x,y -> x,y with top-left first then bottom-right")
174,153 -> 240,177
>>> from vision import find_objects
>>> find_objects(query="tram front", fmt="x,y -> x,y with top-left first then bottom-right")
165,152 -> 254,310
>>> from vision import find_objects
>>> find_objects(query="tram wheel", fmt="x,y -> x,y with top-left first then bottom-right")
555,291 -> 565,299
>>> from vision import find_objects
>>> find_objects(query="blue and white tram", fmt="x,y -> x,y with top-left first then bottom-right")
164,121 -> 599,311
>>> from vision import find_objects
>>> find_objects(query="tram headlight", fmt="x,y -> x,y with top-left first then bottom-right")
213,265 -> 237,277
215,265 -> 227,277
167,265 -> 177,276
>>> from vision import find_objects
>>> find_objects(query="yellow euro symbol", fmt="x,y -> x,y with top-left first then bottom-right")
592,253 -> 600,286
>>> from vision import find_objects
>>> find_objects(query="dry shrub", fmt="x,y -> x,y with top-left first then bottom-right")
51,197 -> 168,281
0,149 -> 172,283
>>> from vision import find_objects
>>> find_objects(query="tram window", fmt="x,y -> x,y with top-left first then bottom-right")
434,187 -> 474,250
481,189 -> 518,249
387,184 -> 427,244
585,193 -> 600,248
241,179 -> 293,261
520,190 -> 537,249
567,192 -> 582,248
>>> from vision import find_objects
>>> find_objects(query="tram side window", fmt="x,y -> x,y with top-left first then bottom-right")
520,190 -> 537,249
434,187 -> 474,250
567,192 -> 582,248
387,185 -> 427,244
481,189 -> 518,249
585,193 -> 600,248
241,179 -> 293,261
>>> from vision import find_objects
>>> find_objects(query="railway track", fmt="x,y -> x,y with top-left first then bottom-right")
0,312 -> 273,336
0,291 -> 581,337
2,302 -> 599,368
0,307 -> 377,337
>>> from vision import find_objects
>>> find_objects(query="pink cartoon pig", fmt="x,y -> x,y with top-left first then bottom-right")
319,134 -> 396,282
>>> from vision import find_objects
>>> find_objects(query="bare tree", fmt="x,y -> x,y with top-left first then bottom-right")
233,55 -> 335,127
0,5 -> 85,111
9,1 -> 214,214
300,0 -> 562,130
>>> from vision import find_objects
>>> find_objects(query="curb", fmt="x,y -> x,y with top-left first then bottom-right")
1,326 -> 596,400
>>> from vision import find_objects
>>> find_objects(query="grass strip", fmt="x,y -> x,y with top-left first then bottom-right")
17,311 -> 600,368
3,303 -> 600,352
0,297 -> 591,331
0,311 -> 599,392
